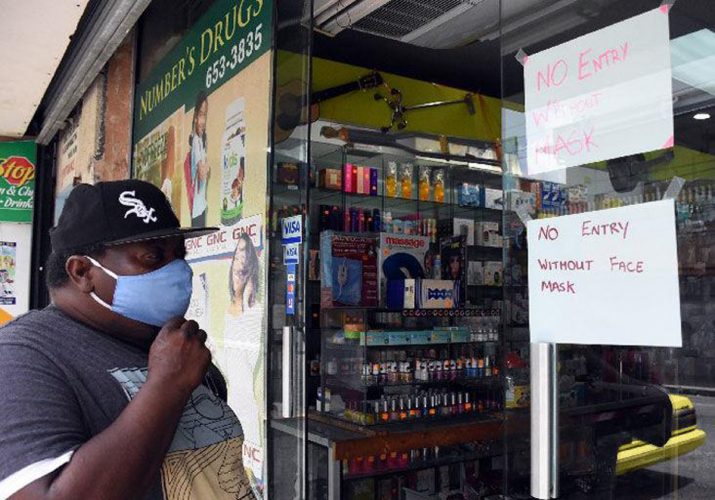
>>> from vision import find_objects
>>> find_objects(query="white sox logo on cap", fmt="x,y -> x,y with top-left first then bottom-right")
119,190 -> 158,224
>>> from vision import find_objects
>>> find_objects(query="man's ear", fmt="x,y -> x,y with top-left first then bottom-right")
65,256 -> 95,293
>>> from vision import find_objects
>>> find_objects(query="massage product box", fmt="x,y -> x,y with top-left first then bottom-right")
379,233 -> 430,306
320,231 -> 379,307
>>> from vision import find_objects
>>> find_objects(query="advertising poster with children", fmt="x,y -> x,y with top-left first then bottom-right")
132,0 -> 272,497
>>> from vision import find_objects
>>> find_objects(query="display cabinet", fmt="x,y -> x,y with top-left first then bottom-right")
278,136 -> 515,498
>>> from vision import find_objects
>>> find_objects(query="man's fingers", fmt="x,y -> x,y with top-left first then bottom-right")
196,330 -> 208,343
180,320 -> 199,337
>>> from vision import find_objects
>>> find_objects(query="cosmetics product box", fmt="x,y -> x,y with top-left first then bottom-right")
453,218 -> 475,245
476,221 -> 501,247
386,279 -> 416,310
483,261 -> 503,286
440,235 -> 466,303
417,279 -> 460,309
512,190 -> 536,215
356,166 -> 366,194
276,162 -> 299,185
483,188 -> 504,210
343,164 -> 354,193
320,231 -> 379,307
457,183 -> 482,207
468,261 -> 483,285
429,328 -> 452,343
370,168 -> 379,196
541,181 -> 566,211
318,168 -> 342,190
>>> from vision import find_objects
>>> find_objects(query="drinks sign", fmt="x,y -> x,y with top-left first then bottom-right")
524,7 -> 673,175
0,141 -> 36,223
527,200 -> 681,347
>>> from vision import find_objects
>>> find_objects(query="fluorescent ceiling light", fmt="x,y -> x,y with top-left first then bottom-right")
693,112 -> 711,120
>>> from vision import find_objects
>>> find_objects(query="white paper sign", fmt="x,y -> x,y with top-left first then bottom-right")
527,200 -> 681,347
525,7 -> 673,175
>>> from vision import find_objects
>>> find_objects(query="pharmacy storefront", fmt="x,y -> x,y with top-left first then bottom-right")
132,0 -> 715,498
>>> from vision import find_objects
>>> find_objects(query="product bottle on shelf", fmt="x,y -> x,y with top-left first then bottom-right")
433,168 -> 445,203
386,161 -> 398,197
401,163 -> 413,198
419,166 -> 431,201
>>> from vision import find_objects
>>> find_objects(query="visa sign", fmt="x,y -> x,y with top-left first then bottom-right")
282,215 -> 302,244
284,243 -> 299,264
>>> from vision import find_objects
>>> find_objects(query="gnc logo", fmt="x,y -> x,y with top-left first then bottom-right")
0,156 -> 35,187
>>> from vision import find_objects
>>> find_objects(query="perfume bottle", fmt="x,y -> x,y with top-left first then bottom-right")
433,169 -> 445,203
386,162 -> 397,198
419,166 -> 431,201
401,163 -> 413,198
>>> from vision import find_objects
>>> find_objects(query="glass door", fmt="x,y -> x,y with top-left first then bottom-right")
267,0 -> 313,498
501,1 -> 714,498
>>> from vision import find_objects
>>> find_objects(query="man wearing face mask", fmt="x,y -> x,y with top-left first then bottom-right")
0,180 -> 255,500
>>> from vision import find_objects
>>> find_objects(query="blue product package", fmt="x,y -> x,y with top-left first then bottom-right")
386,279 -> 415,310
331,257 -> 363,305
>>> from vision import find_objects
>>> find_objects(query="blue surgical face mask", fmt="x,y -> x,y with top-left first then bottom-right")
86,256 -> 193,327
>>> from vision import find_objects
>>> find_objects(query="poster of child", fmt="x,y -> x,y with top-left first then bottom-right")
186,91 -> 210,227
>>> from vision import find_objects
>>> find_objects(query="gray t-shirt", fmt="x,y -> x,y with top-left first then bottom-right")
0,306 -> 254,499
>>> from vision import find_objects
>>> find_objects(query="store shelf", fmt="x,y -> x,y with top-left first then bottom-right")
307,410 -> 505,460
342,442 -> 504,481
325,374 -> 502,391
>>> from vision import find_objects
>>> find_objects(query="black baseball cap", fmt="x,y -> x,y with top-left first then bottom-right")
50,180 -> 218,252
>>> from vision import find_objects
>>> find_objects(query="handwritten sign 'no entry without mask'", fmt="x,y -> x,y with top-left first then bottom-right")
527,200 -> 681,347
524,7 -> 674,175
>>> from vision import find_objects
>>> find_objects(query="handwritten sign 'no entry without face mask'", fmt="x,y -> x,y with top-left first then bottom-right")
527,200 -> 681,347
524,7 -> 674,175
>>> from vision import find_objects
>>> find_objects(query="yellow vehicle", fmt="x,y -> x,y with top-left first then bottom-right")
616,394 -> 707,475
